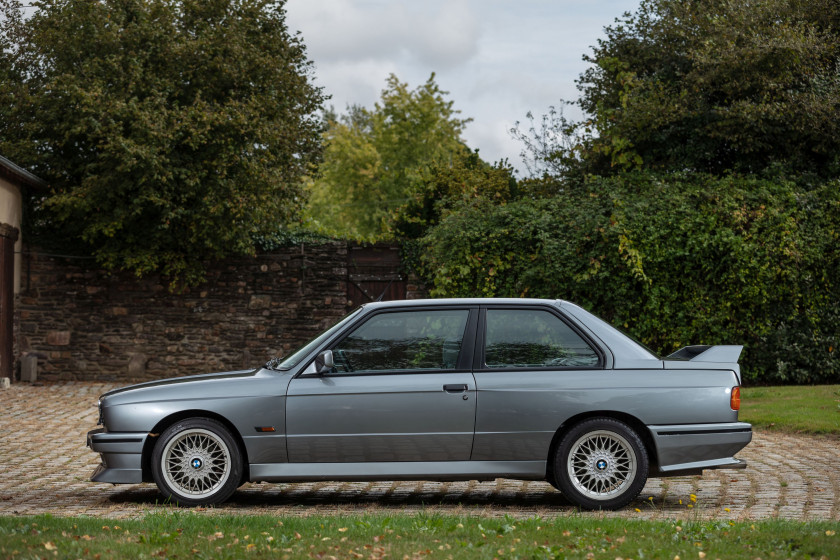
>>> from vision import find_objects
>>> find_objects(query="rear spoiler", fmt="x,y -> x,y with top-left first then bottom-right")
667,345 -> 743,363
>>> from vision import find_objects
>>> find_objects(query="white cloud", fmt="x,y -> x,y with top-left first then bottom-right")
287,0 -> 480,70
286,0 -> 641,171
311,59 -> 400,111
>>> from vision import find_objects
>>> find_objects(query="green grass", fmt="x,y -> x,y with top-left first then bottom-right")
740,385 -> 840,434
1,513 -> 838,559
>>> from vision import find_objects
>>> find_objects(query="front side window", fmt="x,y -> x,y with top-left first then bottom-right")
484,308 -> 599,369
331,309 -> 470,374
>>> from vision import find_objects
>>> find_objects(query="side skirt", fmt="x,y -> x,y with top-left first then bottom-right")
249,460 -> 547,483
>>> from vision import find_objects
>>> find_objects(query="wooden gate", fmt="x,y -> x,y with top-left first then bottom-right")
346,244 -> 406,309
0,225 -> 18,380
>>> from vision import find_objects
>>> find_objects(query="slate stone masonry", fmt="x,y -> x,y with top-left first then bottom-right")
14,242 -> 417,382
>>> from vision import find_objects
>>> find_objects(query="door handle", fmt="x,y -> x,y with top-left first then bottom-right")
443,384 -> 468,393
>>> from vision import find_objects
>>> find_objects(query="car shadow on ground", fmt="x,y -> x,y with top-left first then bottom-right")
102,484 -> 577,511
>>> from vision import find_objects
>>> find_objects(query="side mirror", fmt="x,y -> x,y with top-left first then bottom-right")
314,350 -> 334,374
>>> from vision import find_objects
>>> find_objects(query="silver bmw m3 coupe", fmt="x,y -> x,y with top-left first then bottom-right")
87,298 -> 751,510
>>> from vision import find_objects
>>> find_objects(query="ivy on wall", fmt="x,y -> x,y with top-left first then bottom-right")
413,173 -> 840,384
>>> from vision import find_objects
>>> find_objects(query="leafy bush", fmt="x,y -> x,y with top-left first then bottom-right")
253,228 -> 339,252
415,173 -> 840,384
392,148 -> 519,240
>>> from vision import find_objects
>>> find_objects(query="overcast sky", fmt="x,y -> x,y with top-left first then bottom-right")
285,0 -> 641,174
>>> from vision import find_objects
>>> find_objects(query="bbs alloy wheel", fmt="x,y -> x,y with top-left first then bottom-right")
151,418 -> 242,506
553,417 -> 648,510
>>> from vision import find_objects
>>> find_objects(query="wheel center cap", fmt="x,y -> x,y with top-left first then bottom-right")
596,459 -> 608,471
191,457 -> 203,470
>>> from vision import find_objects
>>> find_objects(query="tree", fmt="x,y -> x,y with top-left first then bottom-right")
510,105 -> 583,182
0,0 -> 325,286
392,147 -> 518,240
521,0 -> 840,179
306,74 -> 470,240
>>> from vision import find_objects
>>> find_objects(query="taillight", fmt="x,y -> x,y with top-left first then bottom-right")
730,386 -> 741,411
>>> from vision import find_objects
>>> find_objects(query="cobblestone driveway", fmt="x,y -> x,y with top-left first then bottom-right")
1,382 -> 837,520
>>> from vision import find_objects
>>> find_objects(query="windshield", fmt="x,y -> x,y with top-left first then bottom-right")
273,307 -> 363,370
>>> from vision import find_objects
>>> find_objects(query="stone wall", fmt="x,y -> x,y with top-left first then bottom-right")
14,242 -> 402,382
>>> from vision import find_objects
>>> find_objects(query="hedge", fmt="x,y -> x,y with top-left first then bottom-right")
415,173 -> 840,384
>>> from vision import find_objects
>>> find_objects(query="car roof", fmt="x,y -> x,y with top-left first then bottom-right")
361,298 -> 566,309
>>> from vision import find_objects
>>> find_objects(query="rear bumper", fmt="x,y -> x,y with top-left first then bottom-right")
86,428 -> 146,484
648,422 -> 752,475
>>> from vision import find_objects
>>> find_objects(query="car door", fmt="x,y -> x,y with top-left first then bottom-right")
471,305 -> 604,461
286,306 -> 478,463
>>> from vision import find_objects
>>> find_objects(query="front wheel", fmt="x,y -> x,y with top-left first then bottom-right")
553,417 -> 648,510
151,417 -> 242,506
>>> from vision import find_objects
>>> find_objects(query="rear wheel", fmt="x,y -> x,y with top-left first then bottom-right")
553,417 -> 648,510
151,418 -> 242,506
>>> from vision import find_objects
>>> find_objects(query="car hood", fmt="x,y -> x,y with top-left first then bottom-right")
99,368 -> 278,406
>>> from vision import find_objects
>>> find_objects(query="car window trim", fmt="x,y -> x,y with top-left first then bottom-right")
320,368 -> 476,379
474,304 -> 606,372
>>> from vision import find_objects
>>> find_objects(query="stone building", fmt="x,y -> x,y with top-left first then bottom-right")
0,155 -> 47,381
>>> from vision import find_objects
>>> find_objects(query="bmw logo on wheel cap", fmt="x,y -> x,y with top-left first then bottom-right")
191,458 -> 203,469
596,459 -> 607,470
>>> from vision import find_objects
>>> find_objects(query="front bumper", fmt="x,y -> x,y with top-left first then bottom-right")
648,422 -> 752,475
86,428 -> 147,484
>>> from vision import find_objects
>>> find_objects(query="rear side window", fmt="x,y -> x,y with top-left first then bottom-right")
332,309 -> 469,374
484,309 -> 599,369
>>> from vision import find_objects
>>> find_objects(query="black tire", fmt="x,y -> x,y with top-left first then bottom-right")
151,417 -> 242,506
553,417 -> 648,510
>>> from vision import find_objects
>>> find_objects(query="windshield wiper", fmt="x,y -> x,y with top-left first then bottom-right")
264,356 -> 284,370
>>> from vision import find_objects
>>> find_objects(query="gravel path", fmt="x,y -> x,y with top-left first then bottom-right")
1,382 -> 837,520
